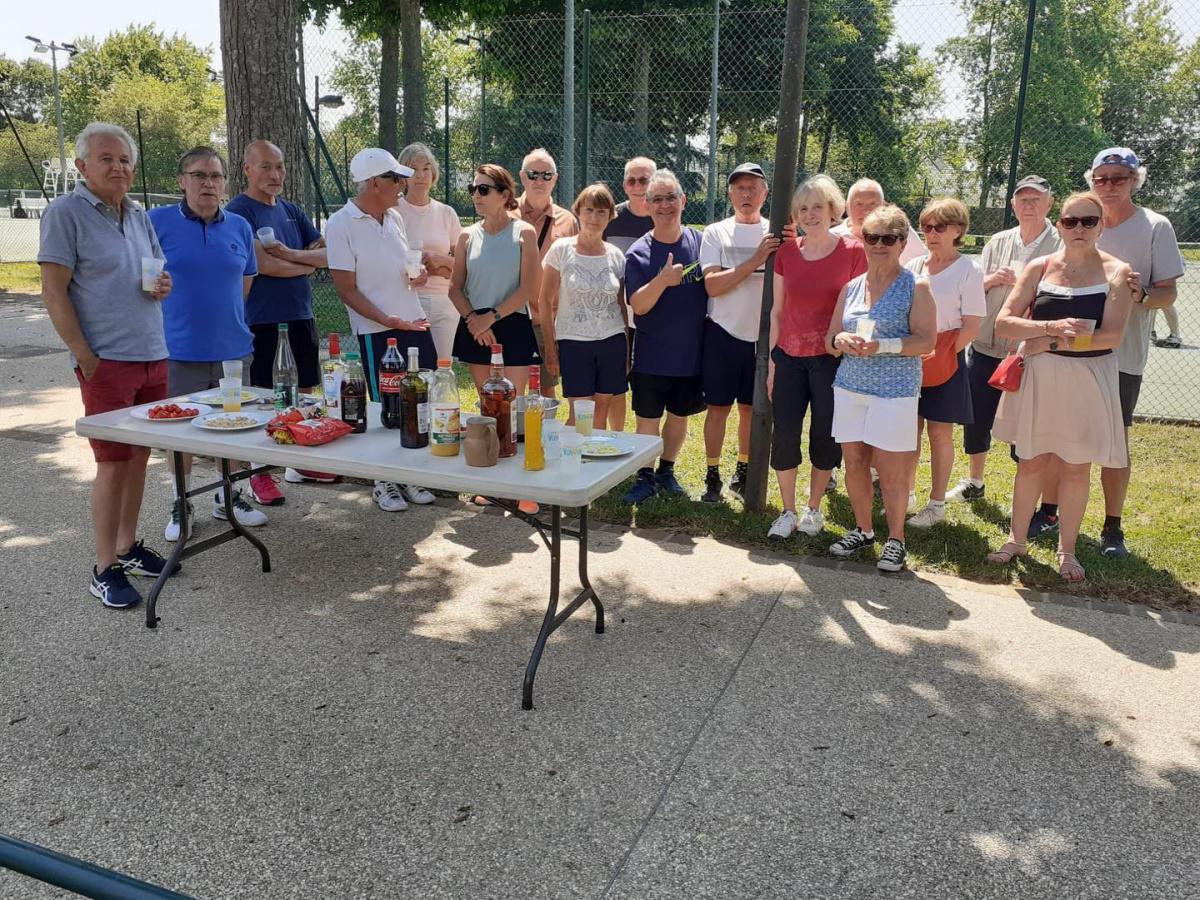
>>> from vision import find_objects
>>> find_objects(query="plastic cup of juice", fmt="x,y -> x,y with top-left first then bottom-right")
574,398 -> 595,436
222,359 -> 243,381
219,377 -> 243,412
1073,318 -> 1097,350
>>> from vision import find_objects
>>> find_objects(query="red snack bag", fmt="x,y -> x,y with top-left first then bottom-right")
285,417 -> 354,446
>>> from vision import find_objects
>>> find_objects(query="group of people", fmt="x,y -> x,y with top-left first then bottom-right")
38,117 -> 1184,610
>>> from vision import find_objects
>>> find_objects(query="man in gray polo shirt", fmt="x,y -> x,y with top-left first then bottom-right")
39,121 -> 176,610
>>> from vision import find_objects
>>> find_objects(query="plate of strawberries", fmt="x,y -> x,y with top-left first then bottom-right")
131,402 -> 213,422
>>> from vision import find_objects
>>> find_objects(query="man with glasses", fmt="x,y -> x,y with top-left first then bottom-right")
1037,148 -> 1184,558
226,140 -> 333,501
622,169 -> 707,504
603,156 -> 657,431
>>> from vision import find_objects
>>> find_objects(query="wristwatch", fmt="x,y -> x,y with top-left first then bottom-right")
1049,340 -> 1059,351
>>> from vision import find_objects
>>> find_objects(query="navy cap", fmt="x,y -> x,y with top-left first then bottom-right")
727,162 -> 766,186
1091,147 -> 1140,171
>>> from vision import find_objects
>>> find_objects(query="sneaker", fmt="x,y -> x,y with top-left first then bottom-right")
767,510 -> 798,539
249,472 -> 285,506
829,527 -> 875,557
1027,509 -> 1060,542
729,466 -> 748,500
655,469 -> 686,496
824,469 -> 839,495
1160,334 -> 1182,349
907,491 -> 919,514
212,490 -> 268,527
1099,526 -> 1129,558
701,471 -> 723,503
1151,329 -> 1158,342
284,467 -> 338,484
797,507 -> 825,536
402,484 -> 436,505
876,538 -> 907,572
945,479 -> 985,502
907,503 -> 946,529
373,481 -> 408,512
623,470 -> 658,505
164,499 -> 195,543
89,564 -> 142,609
118,539 -> 179,578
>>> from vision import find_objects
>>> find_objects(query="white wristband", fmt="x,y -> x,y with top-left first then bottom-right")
877,337 -> 903,355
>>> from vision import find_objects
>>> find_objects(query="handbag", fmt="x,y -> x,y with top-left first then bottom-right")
921,329 -> 960,388
988,352 -> 1024,392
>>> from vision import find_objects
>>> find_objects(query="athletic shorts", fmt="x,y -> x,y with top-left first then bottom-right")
453,313 -> 541,367
74,359 -> 168,462
357,329 -> 438,403
558,333 -> 628,397
701,319 -> 755,407
630,371 -> 705,419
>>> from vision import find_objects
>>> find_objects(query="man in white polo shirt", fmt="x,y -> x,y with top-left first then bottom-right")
325,147 -> 437,513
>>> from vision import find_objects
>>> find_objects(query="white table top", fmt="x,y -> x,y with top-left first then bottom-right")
76,399 -> 663,507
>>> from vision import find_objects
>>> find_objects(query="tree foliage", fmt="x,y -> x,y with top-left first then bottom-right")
0,57 -> 54,123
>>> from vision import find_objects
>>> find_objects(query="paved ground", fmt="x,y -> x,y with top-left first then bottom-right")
2,300 -> 1199,899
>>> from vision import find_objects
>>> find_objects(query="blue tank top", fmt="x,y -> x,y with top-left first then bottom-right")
834,269 -> 922,399
464,219 -> 526,315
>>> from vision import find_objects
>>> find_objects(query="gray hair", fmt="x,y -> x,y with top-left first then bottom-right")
398,142 -> 439,184
75,122 -> 138,166
624,156 -> 657,177
846,178 -> 884,202
647,168 -> 682,195
1084,165 -> 1148,192
177,146 -> 226,176
522,147 -> 556,170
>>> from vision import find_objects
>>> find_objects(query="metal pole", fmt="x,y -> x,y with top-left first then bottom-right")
479,45 -> 486,161
746,0 -> 812,513
444,76 -> 451,207
51,47 -> 65,197
1003,0 -> 1037,230
343,133 -> 349,186
582,9 -> 591,188
562,0 -> 576,199
705,0 -> 721,224
313,75 -> 321,225
135,108 -> 149,207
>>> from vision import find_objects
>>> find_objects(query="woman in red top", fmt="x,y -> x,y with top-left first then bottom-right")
766,175 -> 867,539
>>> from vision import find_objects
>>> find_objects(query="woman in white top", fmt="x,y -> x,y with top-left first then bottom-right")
395,142 -> 462,361
539,184 -> 628,427
904,198 -> 985,528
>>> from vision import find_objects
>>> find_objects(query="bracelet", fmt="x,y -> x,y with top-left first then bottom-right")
877,337 -> 903,355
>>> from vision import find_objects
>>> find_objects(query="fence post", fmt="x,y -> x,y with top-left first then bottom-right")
444,76 -> 451,207
705,0 -> 721,224
1003,0 -> 1037,229
135,108 -> 149,206
562,0 -> 576,200
582,9 -> 591,189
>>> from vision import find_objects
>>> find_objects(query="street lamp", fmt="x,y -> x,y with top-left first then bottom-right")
26,35 -> 77,196
454,35 -> 486,162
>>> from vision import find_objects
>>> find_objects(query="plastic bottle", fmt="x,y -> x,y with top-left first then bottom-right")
429,358 -> 461,456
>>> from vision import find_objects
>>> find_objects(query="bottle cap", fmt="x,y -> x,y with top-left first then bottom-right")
386,337 -> 397,346
437,358 -> 452,367
278,323 -> 289,332
491,344 -> 503,353
329,334 -> 340,353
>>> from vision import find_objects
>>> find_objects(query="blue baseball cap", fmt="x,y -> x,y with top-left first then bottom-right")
1091,147 -> 1140,171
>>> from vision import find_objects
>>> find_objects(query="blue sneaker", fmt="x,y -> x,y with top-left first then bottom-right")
1027,509 -> 1060,542
623,470 -> 658,505
89,564 -> 142,609
118,539 -> 180,578
655,469 -> 687,496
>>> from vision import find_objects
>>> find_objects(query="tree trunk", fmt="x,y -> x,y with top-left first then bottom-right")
399,0 -> 424,145
220,0 -> 303,199
379,22 -> 400,153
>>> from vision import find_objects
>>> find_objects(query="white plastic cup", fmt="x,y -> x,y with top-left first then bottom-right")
543,420 -> 563,462
574,398 -> 596,436
222,359 -> 244,381
855,318 -> 876,340
561,432 -> 583,474
256,227 -> 277,247
1073,318 -> 1098,350
405,249 -> 424,280
219,376 -> 243,412
141,257 -> 165,292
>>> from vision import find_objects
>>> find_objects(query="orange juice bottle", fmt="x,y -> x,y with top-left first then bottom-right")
524,366 -> 545,471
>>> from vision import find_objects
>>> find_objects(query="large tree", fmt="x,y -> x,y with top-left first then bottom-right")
0,57 -> 54,123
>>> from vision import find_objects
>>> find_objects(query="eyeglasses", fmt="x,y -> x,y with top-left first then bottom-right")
524,170 -> 556,181
920,222 -> 951,234
468,183 -> 499,196
183,171 -> 226,183
624,175 -> 651,185
1091,174 -> 1131,187
649,193 -> 680,204
1058,215 -> 1101,230
862,232 -> 903,246
376,172 -> 404,183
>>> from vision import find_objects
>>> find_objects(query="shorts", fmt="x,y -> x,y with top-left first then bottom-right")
453,313 -> 541,367
530,322 -> 559,389
75,359 -> 168,462
558,333 -> 628,397
630,371 -> 705,419
770,348 -> 841,471
832,386 -> 919,453
167,355 -> 253,398
357,329 -> 438,403
702,319 -> 755,407
249,319 -> 320,390
1118,372 -> 1141,428
918,350 -> 973,425
962,349 -> 1003,455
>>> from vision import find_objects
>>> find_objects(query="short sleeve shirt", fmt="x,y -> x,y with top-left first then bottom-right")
514,196 -> 578,262
905,254 -> 987,332
224,194 -> 320,325
37,184 -> 167,364
773,235 -> 867,357
974,222 -> 1063,357
395,196 -> 461,296
624,228 -> 707,377
699,217 -> 769,342
604,201 -> 654,253
544,236 -> 627,342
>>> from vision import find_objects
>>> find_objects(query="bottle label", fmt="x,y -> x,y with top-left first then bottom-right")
511,408 -> 518,438
274,384 -> 296,410
430,403 -> 460,444
417,401 -> 430,434
342,396 -> 365,420
323,372 -> 342,411
380,372 -> 403,394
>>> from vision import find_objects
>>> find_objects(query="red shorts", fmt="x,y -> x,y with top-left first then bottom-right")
75,359 -> 168,462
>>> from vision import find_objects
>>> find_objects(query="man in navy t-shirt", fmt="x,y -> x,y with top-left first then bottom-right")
622,168 -> 707,504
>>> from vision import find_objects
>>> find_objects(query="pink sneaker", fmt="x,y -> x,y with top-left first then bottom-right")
249,473 -> 285,506
284,468 -> 339,484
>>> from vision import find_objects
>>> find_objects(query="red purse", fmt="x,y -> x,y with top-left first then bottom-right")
988,352 -> 1024,392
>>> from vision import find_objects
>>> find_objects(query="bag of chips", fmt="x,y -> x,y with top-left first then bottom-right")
277,417 -> 355,446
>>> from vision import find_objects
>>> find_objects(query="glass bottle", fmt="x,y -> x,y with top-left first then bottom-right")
480,343 -> 516,458
272,322 -> 299,410
340,351 -> 368,434
322,333 -> 343,414
524,365 -> 544,471
399,346 -> 429,449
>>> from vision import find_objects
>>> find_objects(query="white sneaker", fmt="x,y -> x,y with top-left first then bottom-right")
907,502 -> 946,529
373,481 -> 408,512
797,507 -> 825,536
212,490 -> 268,527
907,491 -> 919,514
164,499 -> 194,543
402,484 -> 435,505
945,479 -> 985,502
767,510 -> 798,539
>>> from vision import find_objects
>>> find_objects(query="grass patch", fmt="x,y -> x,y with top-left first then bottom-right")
0,262 -> 41,295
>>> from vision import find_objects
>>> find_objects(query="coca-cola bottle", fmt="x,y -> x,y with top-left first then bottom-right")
379,337 -> 404,429
480,344 -> 517,458
399,346 -> 429,449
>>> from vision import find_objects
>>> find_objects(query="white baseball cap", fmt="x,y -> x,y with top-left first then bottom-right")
349,148 -> 414,182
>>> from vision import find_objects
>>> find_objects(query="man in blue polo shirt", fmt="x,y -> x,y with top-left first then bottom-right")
150,146 -> 267,542
623,168 -> 707,504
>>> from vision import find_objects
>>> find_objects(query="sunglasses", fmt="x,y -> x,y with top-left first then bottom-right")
862,232 -> 903,246
1091,174 -> 1131,187
920,222 -> 951,234
376,172 -> 404,183
625,175 -> 651,186
524,170 -> 556,181
468,183 -> 500,197
1058,215 -> 1100,230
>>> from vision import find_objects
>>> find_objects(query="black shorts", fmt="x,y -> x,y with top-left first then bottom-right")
630,371 -> 705,419
963,348 -> 1003,455
356,329 -> 437,402
701,318 -> 755,407
770,347 -> 841,472
558,333 -> 628,397
249,319 -> 320,390
1118,372 -> 1141,428
453,313 -> 541,367
918,350 -> 974,425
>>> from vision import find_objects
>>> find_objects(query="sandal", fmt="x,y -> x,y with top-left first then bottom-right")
987,541 -> 1027,564
1057,552 -> 1086,583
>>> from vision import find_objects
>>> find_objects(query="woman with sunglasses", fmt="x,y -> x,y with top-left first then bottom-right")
903,198 -> 985,528
825,205 -> 937,572
449,164 -> 542,396
988,191 -> 1136,582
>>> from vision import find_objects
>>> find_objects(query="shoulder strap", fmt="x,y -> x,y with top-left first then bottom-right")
537,214 -> 553,250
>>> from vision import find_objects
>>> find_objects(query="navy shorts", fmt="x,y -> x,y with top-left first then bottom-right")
558,332 -> 628,397
453,313 -> 541,367
701,318 -> 755,407
357,329 -> 437,403
963,348 -> 1003,455
1118,372 -> 1141,428
918,350 -> 974,425
630,371 -> 705,419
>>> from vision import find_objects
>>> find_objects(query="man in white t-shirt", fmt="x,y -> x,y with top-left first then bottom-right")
833,178 -> 927,264
326,147 -> 436,513
698,163 -> 783,502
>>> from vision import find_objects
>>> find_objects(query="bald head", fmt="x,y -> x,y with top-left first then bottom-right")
243,140 -> 286,200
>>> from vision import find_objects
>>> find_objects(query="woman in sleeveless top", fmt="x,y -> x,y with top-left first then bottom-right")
988,191 -> 1136,582
824,204 -> 937,573
449,164 -> 542,396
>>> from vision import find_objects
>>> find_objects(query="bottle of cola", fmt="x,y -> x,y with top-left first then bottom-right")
379,337 -> 404,429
